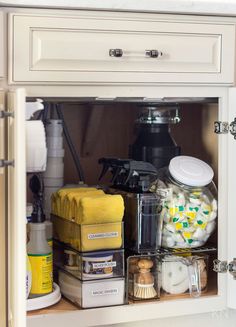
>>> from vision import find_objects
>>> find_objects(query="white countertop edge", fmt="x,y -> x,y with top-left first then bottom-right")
1,0 -> 236,16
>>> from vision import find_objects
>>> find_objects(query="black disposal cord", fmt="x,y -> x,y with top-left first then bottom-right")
56,103 -> 85,183
36,101 -> 49,121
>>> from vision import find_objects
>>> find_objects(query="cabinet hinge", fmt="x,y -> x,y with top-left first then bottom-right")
213,259 -> 236,279
0,110 -> 14,119
214,118 -> 236,139
0,159 -> 14,168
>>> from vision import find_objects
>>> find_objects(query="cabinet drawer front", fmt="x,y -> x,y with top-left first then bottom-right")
10,13 -> 235,85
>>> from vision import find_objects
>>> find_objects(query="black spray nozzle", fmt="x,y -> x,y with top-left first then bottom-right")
31,199 -> 45,223
98,158 -> 157,192
29,174 -> 45,223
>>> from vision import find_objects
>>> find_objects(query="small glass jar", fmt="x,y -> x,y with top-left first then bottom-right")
152,156 -> 217,248
127,254 -> 161,302
161,254 -> 209,297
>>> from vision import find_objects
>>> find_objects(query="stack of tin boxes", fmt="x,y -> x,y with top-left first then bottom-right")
52,188 -> 125,308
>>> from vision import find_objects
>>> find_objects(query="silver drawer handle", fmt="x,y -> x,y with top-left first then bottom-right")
109,49 -> 163,58
145,50 -> 163,58
109,49 -> 123,57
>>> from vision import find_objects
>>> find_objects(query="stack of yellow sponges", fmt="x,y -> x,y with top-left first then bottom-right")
51,187 -> 124,224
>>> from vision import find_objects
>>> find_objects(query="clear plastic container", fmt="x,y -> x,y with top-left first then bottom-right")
151,156 -> 217,248
110,189 -> 162,253
54,242 -> 124,281
53,215 -> 123,252
127,254 -> 161,302
58,269 -> 125,308
161,254 -> 209,298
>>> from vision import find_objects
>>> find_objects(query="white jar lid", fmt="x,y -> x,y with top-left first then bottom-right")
169,156 -> 214,187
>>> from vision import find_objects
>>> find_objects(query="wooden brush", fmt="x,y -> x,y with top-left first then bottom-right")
134,259 -> 157,299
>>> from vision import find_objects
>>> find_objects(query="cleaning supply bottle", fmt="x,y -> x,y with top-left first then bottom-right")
27,200 -> 53,297
26,213 -> 32,298
26,208 -> 33,299
26,255 -> 32,298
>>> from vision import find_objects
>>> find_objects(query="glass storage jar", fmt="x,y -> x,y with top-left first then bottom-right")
161,254 -> 209,298
152,156 -> 217,248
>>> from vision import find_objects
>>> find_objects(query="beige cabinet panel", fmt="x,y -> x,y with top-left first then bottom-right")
9,12 -> 235,85
0,175 -> 6,327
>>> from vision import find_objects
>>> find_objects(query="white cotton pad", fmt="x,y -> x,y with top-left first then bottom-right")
162,258 -> 189,294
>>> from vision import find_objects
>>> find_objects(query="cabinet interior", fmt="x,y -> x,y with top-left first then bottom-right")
26,98 -> 219,316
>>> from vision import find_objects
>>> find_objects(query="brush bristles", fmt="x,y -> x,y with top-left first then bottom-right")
134,283 -> 157,299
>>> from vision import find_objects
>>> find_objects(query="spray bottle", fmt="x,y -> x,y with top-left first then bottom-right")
27,175 -> 53,298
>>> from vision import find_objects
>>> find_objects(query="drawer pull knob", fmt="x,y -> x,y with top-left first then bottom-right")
109,49 -> 123,57
145,50 -> 163,58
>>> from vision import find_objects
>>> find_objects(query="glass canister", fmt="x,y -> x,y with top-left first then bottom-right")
151,156 -> 217,248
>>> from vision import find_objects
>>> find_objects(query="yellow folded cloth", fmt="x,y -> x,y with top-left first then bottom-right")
65,189 -> 104,220
52,188 -> 78,217
76,194 -> 124,224
52,187 -> 99,218
60,187 -> 99,218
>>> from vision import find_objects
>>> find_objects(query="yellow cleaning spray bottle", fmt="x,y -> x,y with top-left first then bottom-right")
27,201 -> 53,298
26,204 -> 32,298
26,255 -> 32,298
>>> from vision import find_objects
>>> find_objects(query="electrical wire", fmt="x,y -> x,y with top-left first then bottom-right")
56,103 -> 85,183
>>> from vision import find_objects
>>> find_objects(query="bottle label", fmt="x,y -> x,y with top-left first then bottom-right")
26,255 -> 32,298
28,253 -> 53,295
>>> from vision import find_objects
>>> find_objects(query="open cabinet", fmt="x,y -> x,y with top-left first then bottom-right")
1,6 -> 236,327
1,85 -> 236,327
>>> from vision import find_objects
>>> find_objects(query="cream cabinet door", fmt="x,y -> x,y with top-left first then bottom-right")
227,88 -> 236,309
7,88 -> 26,327
9,12 -> 235,85
0,90 -> 7,327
